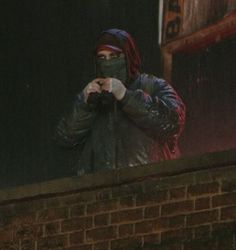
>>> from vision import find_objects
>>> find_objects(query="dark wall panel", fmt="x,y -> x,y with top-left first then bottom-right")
172,37 -> 236,156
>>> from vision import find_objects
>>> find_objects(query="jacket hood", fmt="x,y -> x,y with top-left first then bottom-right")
95,28 -> 141,83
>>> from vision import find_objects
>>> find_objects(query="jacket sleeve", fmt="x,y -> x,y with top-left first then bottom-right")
119,76 -> 185,142
55,92 -> 96,148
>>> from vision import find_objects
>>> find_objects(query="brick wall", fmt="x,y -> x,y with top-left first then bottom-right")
0,149 -> 236,250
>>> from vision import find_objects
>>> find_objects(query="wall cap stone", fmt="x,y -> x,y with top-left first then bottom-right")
0,149 -> 236,204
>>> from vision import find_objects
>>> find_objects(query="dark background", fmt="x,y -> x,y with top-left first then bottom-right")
1,0 -> 161,187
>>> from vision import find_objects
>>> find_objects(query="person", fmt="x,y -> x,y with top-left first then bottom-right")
55,28 -> 185,176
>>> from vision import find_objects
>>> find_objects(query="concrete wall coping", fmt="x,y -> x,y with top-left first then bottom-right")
0,149 -> 236,204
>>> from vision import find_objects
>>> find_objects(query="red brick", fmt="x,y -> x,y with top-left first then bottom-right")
143,233 -> 160,244
111,208 -> 143,224
119,224 -> 134,237
37,207 -> 68,222
159,173 -> 194,188
86,226 -> 117,242
38,235 -> 68,248
66,244 -> 92,250
112,183 -> 143,198
20,239 -> 35,250
184,238 -> 217,250
222,179 -> 236,192
135,218 -> 169,234
95,190 -> 111,201
14,224 -> 43,240
161,228 -> 193,242
94,242 -> 110,250
169,187 -> 186,200
45,222 -> 60,236
221,206 -> 236,220
212,192 -> 236,207
70,205 -> 85,218
62,216 -> 92,232
0,210 -> 14,229
143,242 -> 182,250
217,234 -> 235,250
111,237 -> 142,250
212,221 -> 236,233
161,200 -> 193,216
136,190 -> 168,206
195,197 -> 210,210
0,239 -> 16,249
169,215 -> 185,229
144,205 -> 160,219
87,199 -> 118,214
0,204 -> 14,215
94,213 -> 110,226
187,182 -> 219,197
3,212 -> 36,228
144,174 -> 193,191
194,171 -> 212,183
143,178 -> 161,191
212,221 -> 236,240
119,196 -> 135,209
61,192 -> 95,205
14,200 -> 44,214
44,197 -> 61,208
157,243 -> 183,250
194,225 -> 211,239
0,230 -> 13,242
186,210 -> 219,226
17,212 -> 37,223
69,231 -> 84,245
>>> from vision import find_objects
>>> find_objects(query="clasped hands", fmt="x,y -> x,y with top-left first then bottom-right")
83,78 -> 126,103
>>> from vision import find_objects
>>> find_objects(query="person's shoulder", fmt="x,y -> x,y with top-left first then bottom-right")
138,73 -> 168,94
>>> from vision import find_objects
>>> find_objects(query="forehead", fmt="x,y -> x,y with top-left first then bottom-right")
97,50 -> 116,56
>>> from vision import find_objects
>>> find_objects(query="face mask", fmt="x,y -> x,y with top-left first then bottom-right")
97,57 -> 127,84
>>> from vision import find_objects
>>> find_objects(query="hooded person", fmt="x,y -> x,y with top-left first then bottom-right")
55,28 -> 185,175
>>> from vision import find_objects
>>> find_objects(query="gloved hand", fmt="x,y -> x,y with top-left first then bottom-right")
83,78 -> 103,103
100,78 -> 127,100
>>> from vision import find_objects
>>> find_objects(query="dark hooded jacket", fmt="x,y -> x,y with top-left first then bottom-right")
55,29 -> 185,175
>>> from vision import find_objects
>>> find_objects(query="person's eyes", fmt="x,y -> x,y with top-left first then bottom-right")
97,55 -> 106,59
96,52 -> 123,60
110,53 -> 119,59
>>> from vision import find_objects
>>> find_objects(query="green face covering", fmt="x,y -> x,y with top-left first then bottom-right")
97,57 -> 127,84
